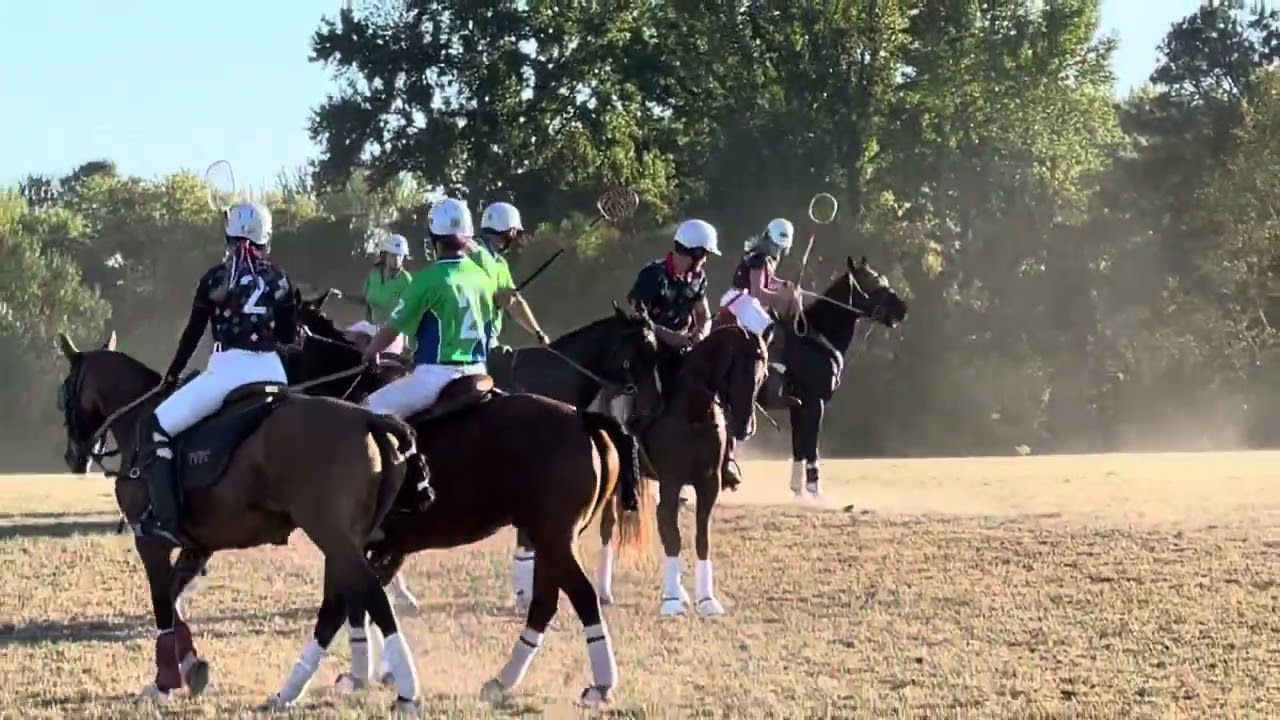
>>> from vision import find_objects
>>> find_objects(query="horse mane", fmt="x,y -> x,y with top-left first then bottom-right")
298,304 -> 353,345
96,348 -> 162,384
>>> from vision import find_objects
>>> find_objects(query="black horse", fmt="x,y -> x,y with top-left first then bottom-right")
771,255 -> 908,496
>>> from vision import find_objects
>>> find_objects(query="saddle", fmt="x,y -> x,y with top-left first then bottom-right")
405,374 -> 499,426
172,383 -> 289,491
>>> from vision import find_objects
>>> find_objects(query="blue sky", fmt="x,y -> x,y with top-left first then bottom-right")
0,0 -> 1201,187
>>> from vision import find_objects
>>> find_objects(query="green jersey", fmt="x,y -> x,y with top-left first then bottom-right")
363,266 -> 413,326
389,257 -> 497,365
468,244 -> 515,347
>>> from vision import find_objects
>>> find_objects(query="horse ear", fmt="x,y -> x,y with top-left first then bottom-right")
762,324 -> 774,346
859,256 -> 868,268
612,300 -> 627,319
315,289 -> 333,308
845,256 -> 856,272
57,333 -> 79,361
101,330 -> 116,351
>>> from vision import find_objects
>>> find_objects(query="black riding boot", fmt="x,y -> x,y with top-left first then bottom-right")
721,438 -> 742,492
757,362 -> 796,409
137,416 -> 189,547
406,451 -> 435,511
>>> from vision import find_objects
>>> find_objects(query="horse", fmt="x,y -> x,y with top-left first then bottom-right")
771,255 -> 908,497
290,291 -> 666,613
595,324 -> 770,616
55,331 -> 425,710
284,300 -> 655,707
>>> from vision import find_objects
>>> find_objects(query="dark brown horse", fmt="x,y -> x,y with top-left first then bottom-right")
596,324 -> 770,616
321,376 -> 652,708
56,332 -> 425,710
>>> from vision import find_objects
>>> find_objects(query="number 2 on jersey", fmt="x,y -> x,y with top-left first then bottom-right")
240,276 -> 268,315
454,288 -> 483,341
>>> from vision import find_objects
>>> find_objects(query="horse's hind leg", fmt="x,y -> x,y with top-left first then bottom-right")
511,527 -> 535,612
270,560 -> 349,706
558,540 -> 620,707
361,556 -> 421,709
692,476 -> 725,617
595,496 -> 617,604
657,480 -> 689,616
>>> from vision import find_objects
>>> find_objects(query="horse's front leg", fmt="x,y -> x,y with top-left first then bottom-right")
171,548 -> 212,695
789,397 -> 825,498
136,537 -> 183,701
692,464 -> 725,617
656,479 -> 688,616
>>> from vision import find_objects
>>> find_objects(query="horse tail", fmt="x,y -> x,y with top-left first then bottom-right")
579,410 -> 651,556
364,412 -> 416,533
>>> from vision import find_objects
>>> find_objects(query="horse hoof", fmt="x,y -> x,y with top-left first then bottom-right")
138,683 -> 171,703
660,598 -> 688,616
696,596 -> 726,617
264,692 -> 291,708
480,678 -> 510,705
579,685 -> 613,708
378,669 -> 395,687
334,672 -> 368,692
184,658 -> 210,696
598,590 -> 615,606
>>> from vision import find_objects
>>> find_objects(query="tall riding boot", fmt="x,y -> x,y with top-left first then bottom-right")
721,438 -> 742,492
406,452 -> 435,511
138,416 -> 188,547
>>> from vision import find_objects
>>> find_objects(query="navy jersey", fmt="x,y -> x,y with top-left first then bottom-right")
194,258 -> 294,351
627,256 -> 708,333
731,250 -> 774,290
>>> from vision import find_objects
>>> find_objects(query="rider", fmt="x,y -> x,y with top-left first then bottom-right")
471,201 -> 550,350
361,195 -> 497,441
720,218 -> 798,407
139,201 -> 295,547
627,219 -> 748,491
346,232 -> 413,355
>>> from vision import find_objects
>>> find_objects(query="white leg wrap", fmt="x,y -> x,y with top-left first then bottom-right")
695,559 -> 714,599
584,623 -> 617,690
790,461 -> 804,495
496,627 -> 543,689
276,638 -> 325,704
369,624 -> 391,681
511,551 -> 535,604
662,556 -> 684,598
381,632 -> 420,701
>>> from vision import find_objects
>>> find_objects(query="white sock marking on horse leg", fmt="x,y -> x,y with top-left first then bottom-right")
381,631 -> 420,701
277,638 -> 324,704
596,545 -> 615,599
584,623 -> 618,690
496,627 -> 543,689
348,622 -> 370,685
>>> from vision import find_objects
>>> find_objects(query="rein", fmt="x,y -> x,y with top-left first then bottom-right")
84,382 -> 168,476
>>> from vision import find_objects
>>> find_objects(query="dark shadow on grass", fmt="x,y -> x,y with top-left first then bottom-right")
0,511 -> 118,521
0,518 -> 123,540
0,606 -> 318,647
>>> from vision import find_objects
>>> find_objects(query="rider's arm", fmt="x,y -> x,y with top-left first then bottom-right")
165,271 -> 215,380
749,266 -> 787,300
691,294 -> 712,341
274,275 -> 298,346
367,275 -> 429,358
498,290 -> 548,340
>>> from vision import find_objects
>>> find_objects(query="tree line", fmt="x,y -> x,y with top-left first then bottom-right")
8,1 -> 1280,469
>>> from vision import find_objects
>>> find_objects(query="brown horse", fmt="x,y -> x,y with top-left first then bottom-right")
55,332 -> 425,710
596,324 -> 770,616
312,377 -> 653,706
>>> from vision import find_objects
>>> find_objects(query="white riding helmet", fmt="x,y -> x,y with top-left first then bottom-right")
225,201 -> 272,246
674,219 -> 720,256
481,201 -> 523,233
380,233 -> 411,258
764,218 -> 795,251
428,197 -> 474,237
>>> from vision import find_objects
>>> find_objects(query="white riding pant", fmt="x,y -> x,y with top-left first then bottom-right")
347,320 -> 407,355
154,349 -> 288,436
366,362 -> 487,418
719,289 -> 774,335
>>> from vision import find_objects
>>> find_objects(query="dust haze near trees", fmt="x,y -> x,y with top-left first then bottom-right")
9,1 -> 1280,469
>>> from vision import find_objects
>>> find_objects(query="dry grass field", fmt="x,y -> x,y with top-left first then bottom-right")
0,452 -> 1278,718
